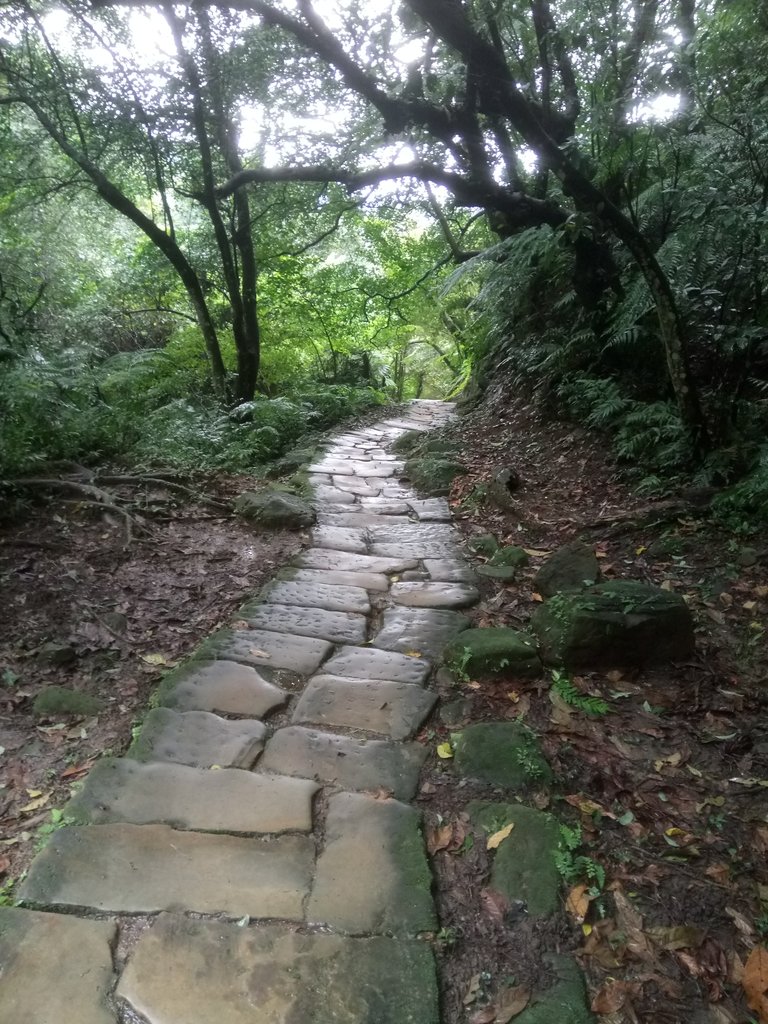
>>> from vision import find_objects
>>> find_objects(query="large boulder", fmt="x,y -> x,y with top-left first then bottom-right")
404,457 -> 467,496
531,580 -> 695,668
443,627 -> 541,678
534,541 -> 600,597
235,489 -> 315,529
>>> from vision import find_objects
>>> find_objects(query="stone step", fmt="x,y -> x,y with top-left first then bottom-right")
310,524 -> 369,551
259,726 -> 427,801
263,577 -> 371,613
128,708 -> 266,769
286,566 -> 389,592
0,907 -> 116,1024
323,645 -> 431,685
390,580 -> 480,608
66,758 -> 318,834
372,607 -> 470,660
308,792 -> 435,934
406,498 -> 452,521
370,540 -> 460,559
238,602 -> 367,645
315,511 -> 411,528
424,557 -> 477,582
20,823 -> 313,919
208,628 -> 332,674
329,476 -> 383,496
292,674 -> 436,740
295,548 -> 417,574
157,660 -> 287,717
117,915 -> 439,1024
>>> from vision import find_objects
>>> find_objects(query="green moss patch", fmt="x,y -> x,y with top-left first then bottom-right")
403,457 -> 467,496
489,545 -> 530,568
514,955 -> 595,1024
452,722 -> 552,789
443,627 -> 541,678
33,687 -> 103,718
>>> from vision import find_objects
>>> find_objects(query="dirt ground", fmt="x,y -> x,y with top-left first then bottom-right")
419,389 -> 768,1024
0,472 -> 302,887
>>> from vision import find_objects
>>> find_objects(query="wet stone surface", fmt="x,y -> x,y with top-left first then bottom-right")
66,758 -> 318,834
390,581 -> 480,608
372,606 -> 470,660
128,708 -> 267,769
310,524 -> 369,551
158,660 -> 287,717
117,915 -> 440,1024
323,645 -> 432,685
20,823 -> 313,918
286,566 -> 390,592
0,907 -> 117,1024
296,548 -> 418,574
259,726 -> 428,801
292,674 -> 437,740
211,628 -> 332,674
239,603 -> 367,646
261,578 -> 371,614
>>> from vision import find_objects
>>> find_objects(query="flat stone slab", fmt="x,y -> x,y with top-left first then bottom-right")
296,548 -> 418,574
359,498 -> 411,514
366,523 -> 456,542
259,726 -> 427,800
371,541 -> 460,559
424,557 -> 476,582
308,793 -> 435,934
391,581 -> 480,608
310,524 -> 369,552
158,660 -> 286,717
373,607 -> 470,660
311,485 -> 356,504
329,476 -> 383,496
20,823 -> 313,918
210,628 -> 332,674
239,603 -> 366,645
0,907 -> 116,1024
288,567 -> 389,592
66,758 -> 318,834
117,916 -> 439,1024
308,459 -> 356,475
263,578 -> 371,613
129,708 -> 266,769
324,645 -> 431,685
342,461 -> 400,477
407,498 -> 452,521
293,674 -> 436,740
316,512 -> 411,528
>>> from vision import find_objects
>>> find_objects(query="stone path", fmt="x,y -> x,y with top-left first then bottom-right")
2,400 -> 477,1024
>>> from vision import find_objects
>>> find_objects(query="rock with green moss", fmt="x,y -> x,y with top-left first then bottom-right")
476,564 -> 518,581
489,545 -> 530,568
467,533 -> 499,557
514,955 -> 595,1024
391,430 -> 424,454
234,489 -> 315,528
404,457 -> 467,496
443,628 -> 541,678
531,580 -> 695,668
534,541 -> 600,597
419,438 -> 461,456
452,722 -> 551,789
33,686 -> 103,718
470,801 -> 560,915
646,535 -> 683,560
265,447 -> 317,478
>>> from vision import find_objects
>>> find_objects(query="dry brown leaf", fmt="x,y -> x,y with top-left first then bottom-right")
464,974 -> 482,1006
495,985 -> 531,1022
591,980 -> 636,1013
705,862 -> 731,885
613,889 -> 654,961
18,792 -> 50,813
725,905 -> 756,940
743,946 -> 768,1021
480,887 -> 509,926
487,822 -> 515,850
566,883 -> 591,923
469,1009 -> 496,1024
426,823 -> 453,855
647,924 -> 705,950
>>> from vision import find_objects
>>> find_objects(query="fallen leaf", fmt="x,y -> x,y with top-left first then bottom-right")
744,947 -> 768,1022
480,887 -> 509,925
463,973 -> 482,1006
647,925 -> 705,950
0,855 -> 10,874
566,883 -> 591,923
523,548 -> 549,557
726,906 -> 756,940
61,760 -> 94,779
705,863 -> 731,885
426,823 -> 453,855
18,792 -> 50,813
404,649 -> 423,658
654,751 -> 683,772
496,985 -> 531,1022
530,592 -> 544,602
487,822 -> 515,850
469,1009 -> 496,1024
591,980 -> 635,1013
140,652 -> 173,666
436,742 -> 454,759
613,889 -> 654,960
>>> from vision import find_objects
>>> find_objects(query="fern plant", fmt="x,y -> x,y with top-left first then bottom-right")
551,670 -> 610,716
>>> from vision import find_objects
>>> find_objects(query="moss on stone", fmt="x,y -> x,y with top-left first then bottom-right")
514,955 -> 595,1024
534,541 -> 600,597
443,627 -> 541,678
467,533 -> 499,556
531,580 -> 695,668
488,545 -> 530,568
33,687 -> 103,718
391,430 -> 425,454
476,564 -> 518,581
469,801 -> 559,915
452,722 -> 552,789
234,488 -> 315,527
404,457 -> 467,496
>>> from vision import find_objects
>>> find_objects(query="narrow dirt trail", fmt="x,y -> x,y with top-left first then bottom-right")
1,399 -> 485,1023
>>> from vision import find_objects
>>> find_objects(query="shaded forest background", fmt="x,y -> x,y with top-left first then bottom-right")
0,0 -> 766,530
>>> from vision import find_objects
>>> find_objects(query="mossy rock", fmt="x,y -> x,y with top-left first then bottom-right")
234,488 -> 315,528
404,457 -> 467,496
476,564 -> 517,582
531,580 -> 695,668
515,955 -> 595,1024
33,686 -> 103,718
645,534 -> 684,560
452,722 -> 552,789
489,545 -> 530,568
469,801 -> 560,916
534,541 -> 600,597
443,628 -> 541,678
265,447 -> 317,478
418,438 -> 461,456
391,430 -> 424,454
468,533 -> 499,557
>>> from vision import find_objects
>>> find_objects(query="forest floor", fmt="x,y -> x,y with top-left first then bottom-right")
1,396 -> 767,1024
423,392 -> 768,1024
0,473 -> 303,887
